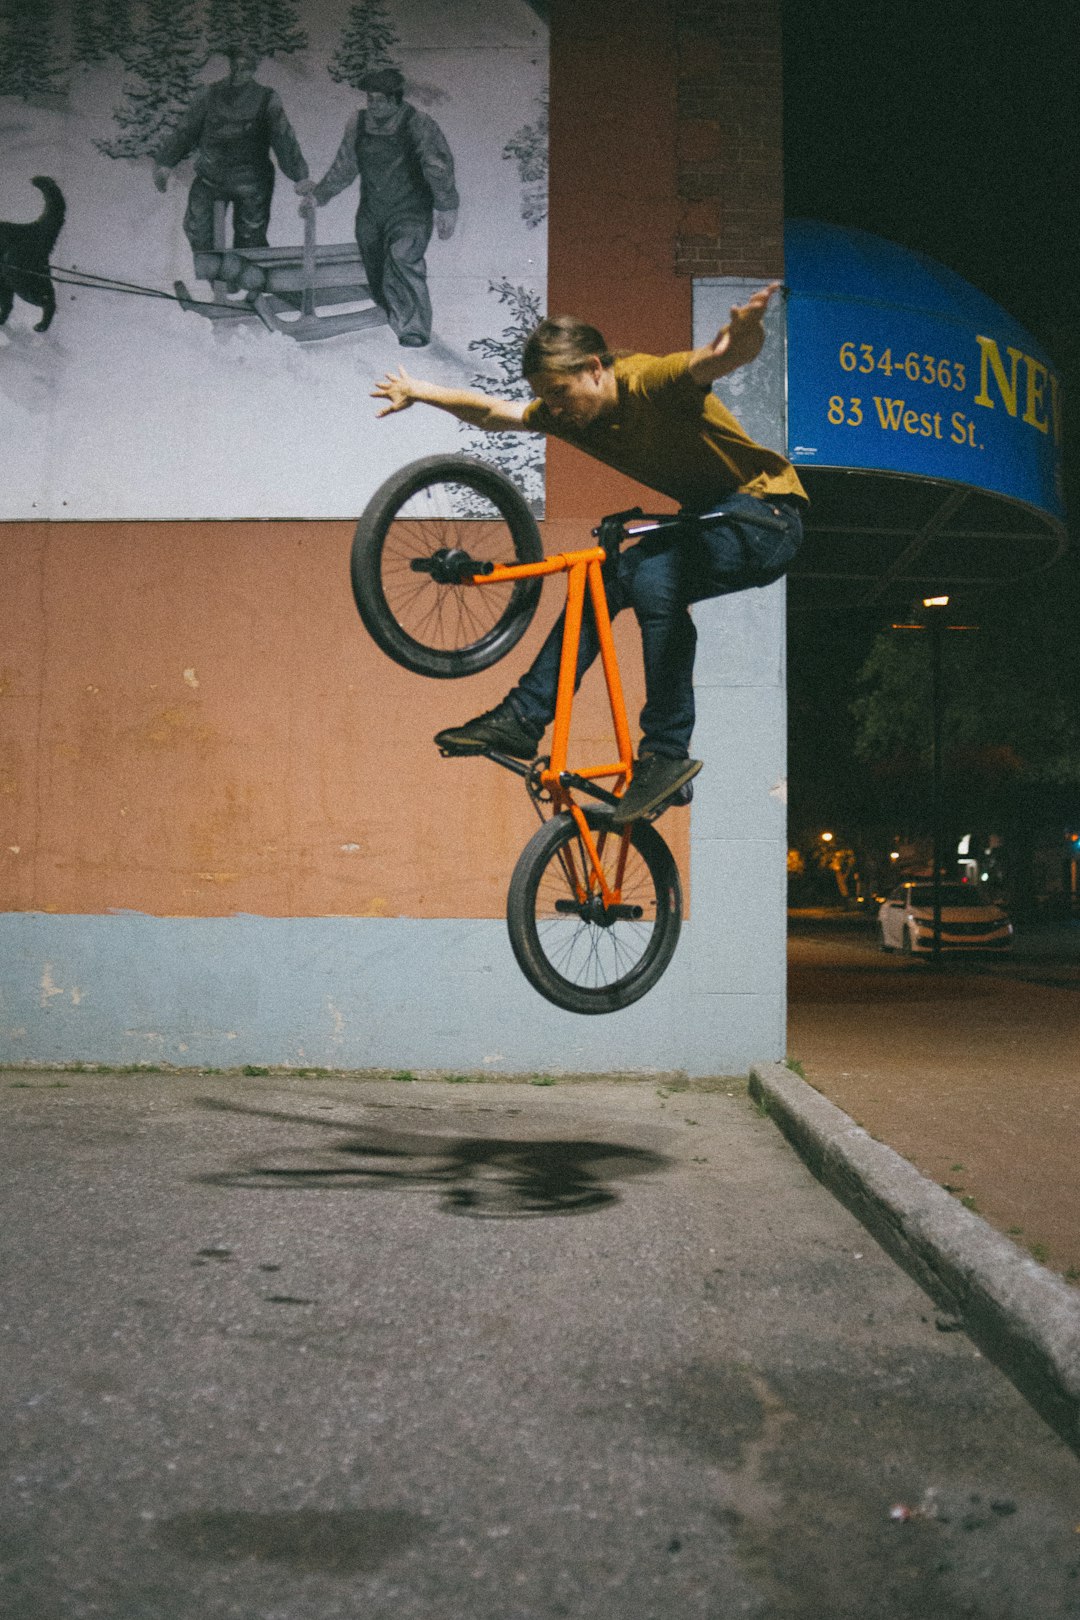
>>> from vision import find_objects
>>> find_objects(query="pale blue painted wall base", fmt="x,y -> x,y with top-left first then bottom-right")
1,281 -> 789,1078
0,911 -> 781,1076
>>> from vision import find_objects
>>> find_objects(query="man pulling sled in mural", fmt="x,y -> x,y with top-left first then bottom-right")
153,47 -> 310,288
299,67 -> 459,348
372,281 -> 807,824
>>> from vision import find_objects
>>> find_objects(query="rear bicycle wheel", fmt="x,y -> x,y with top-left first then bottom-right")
507,809 -> 682,1015
351,455 -> 544,678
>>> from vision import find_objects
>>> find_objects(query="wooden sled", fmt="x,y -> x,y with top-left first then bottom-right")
175,200 -> 389,342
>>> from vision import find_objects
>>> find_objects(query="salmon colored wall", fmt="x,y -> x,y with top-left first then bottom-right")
545,0 -> 689,522
0,512 -> 682,918
0,0 -> 699,921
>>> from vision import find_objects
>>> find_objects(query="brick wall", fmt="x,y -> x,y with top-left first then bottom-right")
673,0 -> 785,279
544,0 -> 784,517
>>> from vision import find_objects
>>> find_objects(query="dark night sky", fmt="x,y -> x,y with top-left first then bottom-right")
779,1 -> 1080,833
782,1 -> 1080,367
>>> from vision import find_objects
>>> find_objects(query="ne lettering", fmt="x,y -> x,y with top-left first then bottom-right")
973,335 -> 1061,441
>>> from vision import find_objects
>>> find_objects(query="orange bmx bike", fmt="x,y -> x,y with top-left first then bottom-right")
351,454 -> 688,1015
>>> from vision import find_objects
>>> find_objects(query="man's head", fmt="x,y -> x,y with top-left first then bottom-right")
226,46 -> 260,83
521,316 -> 617,429
360,66 -> 406,123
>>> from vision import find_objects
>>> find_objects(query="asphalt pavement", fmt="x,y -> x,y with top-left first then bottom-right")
3,1068 -> 1079,1619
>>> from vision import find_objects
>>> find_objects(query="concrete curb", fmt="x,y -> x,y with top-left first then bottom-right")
748,1061 -> 1080,1458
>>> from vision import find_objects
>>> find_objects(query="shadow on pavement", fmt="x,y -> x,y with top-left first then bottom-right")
193,1096 -> 670,1220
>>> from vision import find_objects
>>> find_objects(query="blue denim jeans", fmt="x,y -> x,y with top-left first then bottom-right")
508,492 -> 804,759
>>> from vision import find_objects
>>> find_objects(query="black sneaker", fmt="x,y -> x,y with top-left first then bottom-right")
435,701 -> 541,759
611,754 -> 702,825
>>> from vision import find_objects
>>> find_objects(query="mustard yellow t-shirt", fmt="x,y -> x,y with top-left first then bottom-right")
522,351 -> 807,510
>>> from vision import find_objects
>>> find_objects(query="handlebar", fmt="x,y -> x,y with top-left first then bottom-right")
590,507 -> 646,535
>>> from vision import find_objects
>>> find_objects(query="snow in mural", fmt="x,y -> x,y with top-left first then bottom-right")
0,0 -> 547,518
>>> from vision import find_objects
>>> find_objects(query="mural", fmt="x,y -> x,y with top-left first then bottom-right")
0,0 -> 547,517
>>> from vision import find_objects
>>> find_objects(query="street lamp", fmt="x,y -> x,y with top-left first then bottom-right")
890,595 -> 978,965
923,596 -> 948,965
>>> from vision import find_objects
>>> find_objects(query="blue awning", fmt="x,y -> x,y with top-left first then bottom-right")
782,221 -> 1066,611
785,219 -> 1064,523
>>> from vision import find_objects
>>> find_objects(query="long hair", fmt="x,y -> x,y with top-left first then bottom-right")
521,316 -> 614,380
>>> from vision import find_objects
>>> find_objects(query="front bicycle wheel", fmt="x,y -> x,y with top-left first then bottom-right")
351,455 -> 544,678
507,809 -> 682,1015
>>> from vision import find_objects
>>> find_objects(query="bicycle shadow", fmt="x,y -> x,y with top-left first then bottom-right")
193,1096 -> 670,1220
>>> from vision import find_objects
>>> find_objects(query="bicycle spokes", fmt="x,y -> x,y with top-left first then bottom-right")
351,458 -> 542,678
507,811 -> 682,1014
381,518 -> 519,652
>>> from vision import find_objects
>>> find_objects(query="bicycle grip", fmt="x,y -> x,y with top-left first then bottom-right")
591,507 -> 644,538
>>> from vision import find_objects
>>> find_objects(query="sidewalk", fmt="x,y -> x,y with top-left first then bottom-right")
3,1068 -> 1079,1619
786,917 -> 1080,1279
779,914 -> 1080,1459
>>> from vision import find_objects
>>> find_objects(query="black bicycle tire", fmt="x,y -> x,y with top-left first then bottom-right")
351,454 -> 544,678
506,809 -> 683,1015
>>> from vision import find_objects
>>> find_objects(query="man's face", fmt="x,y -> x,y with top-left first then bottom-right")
365,90 -> 398,125
228,52 -> 258,85
529,358 -> 614,429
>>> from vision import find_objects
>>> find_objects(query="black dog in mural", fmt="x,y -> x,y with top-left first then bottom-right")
0,176 -> 66,332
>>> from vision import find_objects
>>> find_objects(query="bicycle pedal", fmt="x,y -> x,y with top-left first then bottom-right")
644,782 -> 695,822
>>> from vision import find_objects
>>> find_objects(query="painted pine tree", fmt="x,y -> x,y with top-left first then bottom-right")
458,279 -> 545,516
71,0 -> 133,67
205,0 -> 246,57
238,0 -> 307,59
71,0 -> 109,66
503,94 -> 548,230
328,0 -> 400,90
96,0 -> 205,158
0,0 -> 67,99
100,0 -> 135,62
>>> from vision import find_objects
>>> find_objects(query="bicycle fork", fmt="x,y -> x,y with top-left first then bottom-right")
555,811 -> 641,922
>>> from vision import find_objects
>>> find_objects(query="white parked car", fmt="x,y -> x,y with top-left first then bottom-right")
877,881 -> 1013,955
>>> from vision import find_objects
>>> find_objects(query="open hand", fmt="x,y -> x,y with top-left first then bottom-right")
717,281 -> 781,363
372,365 -> 417,416
689,281 -> 783,384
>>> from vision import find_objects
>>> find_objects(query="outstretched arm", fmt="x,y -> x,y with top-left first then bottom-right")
372,367 -> 531,430
688,281 -> 781,386
298,115 -> 360,211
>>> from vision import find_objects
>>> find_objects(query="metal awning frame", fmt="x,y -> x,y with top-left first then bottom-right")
788,467 -> 1068,613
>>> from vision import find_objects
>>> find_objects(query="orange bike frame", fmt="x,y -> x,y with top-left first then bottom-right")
468,544 -> 636,906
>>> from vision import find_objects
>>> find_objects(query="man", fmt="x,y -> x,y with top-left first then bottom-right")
371,284 -> 807,823
153,48 -> 309,279
299,67 -> 458,348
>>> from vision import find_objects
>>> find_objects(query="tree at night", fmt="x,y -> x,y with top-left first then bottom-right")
852,600 -> 1080,794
